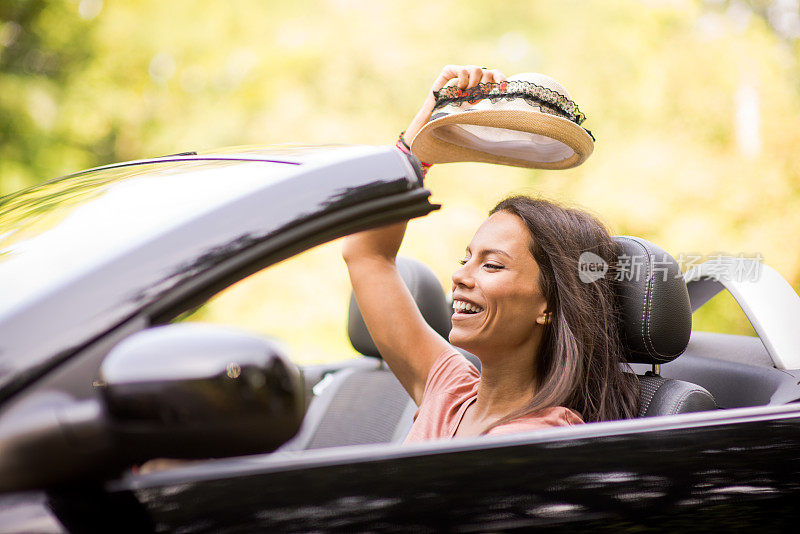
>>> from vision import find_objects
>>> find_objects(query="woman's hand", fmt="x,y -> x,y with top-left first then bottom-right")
404,65 -> 507,144
341,221 -> 407,264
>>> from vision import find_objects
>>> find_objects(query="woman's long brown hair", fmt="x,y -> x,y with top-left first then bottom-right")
484,196 -> 639,431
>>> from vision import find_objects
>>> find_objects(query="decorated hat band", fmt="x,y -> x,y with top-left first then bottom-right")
432,80 -> 589,130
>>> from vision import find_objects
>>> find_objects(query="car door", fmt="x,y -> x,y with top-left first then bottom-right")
55,403 -> 798,532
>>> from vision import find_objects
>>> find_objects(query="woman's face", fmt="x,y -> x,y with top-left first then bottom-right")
449,211 -> 549,356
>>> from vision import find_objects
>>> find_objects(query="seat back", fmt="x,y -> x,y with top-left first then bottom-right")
613,236 -> 716,416
347,257 -> 452,357
280,367 -> 417,451
638,373 -> 716,417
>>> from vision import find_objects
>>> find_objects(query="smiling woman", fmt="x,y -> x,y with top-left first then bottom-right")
449,210 -> 549,357
343,193 -> 640,442
480,196 -> 640,432
342,65 -> 639,442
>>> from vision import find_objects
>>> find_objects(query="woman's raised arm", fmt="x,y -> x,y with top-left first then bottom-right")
343,65 -> 506,405
342,222 -> 448,405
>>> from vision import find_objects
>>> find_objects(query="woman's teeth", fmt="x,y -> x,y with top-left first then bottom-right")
453,300 -> 484,314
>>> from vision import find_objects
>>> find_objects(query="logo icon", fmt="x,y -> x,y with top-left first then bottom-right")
578,251 -> 608,283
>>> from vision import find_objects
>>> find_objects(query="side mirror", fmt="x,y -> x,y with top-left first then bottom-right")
0,324 -> 304,492
101,323 -> 305,460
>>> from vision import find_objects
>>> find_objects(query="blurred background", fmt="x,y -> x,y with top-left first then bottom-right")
2,0 -> 799,363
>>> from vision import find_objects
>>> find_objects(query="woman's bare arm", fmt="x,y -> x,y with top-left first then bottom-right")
342,222 -> 448,405
343,65 -> 506,405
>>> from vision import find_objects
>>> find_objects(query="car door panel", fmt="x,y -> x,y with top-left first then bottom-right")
102,408 -> 800,532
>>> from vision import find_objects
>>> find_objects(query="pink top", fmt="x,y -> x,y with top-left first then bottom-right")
403,349 -> 584,444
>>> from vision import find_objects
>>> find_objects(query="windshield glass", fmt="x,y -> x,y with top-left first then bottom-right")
0,158 -> 308,398
0,160 -> 295,315
1,161 -> 220,258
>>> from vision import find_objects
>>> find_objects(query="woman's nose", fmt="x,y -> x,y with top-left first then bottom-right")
452,263 -> 475,288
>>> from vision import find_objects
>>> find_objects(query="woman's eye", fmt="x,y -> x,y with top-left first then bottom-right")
484,263 -> 504,270
458,259 -> 468,265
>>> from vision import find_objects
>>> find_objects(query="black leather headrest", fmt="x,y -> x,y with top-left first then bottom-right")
348,257 -> 452,358
613,236 -> 692,364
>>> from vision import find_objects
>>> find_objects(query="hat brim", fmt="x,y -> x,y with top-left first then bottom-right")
410,109 -> 594,170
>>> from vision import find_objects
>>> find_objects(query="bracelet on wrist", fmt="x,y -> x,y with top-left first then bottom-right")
396,131 -> 433,176
398,131 -> 412,151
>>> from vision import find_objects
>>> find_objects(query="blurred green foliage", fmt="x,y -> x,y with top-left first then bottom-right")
2,0 -> 799,362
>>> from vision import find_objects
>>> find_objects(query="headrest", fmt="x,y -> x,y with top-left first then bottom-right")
348,257 -> 452,358
613,236 -> 692,364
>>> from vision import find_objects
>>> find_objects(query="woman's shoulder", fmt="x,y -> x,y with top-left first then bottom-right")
421,347 -> 480,400
485,406 -> 584,437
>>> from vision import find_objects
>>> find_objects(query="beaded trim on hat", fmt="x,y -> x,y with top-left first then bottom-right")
432,81 -> 591,135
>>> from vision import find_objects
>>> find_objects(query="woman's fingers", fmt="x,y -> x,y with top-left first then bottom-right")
465,65 -> 483,88
487,69 -> 507,83
432,65 -> 501,92
406,64 -> 504,145
457,69 -> 470,89
432,65 -> 462,92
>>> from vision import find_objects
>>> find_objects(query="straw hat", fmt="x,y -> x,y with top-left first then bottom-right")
410,73 -> 594,170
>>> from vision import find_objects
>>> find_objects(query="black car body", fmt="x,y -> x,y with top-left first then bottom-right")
1,145 -> 800,533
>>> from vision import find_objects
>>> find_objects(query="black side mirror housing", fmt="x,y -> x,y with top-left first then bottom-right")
0,324 -> 305,492
101,323 -> 305,460
100,323 -> 305,461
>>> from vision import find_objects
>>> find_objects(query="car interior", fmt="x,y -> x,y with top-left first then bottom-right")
282,234 -> 800,453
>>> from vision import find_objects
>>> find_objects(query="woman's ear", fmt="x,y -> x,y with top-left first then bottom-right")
536,311 -> 552,325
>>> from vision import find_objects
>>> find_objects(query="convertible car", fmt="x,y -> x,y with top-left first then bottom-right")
1,145 -> 799,532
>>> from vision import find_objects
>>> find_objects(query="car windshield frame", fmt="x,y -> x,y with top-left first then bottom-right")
0,145 -> 433,401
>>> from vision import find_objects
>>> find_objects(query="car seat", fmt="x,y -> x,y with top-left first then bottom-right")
276,257 -> 453,451
613,236 -> 718,416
